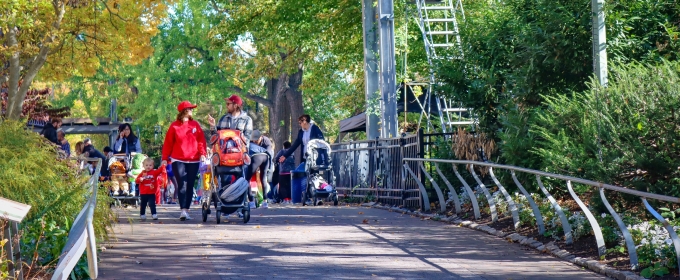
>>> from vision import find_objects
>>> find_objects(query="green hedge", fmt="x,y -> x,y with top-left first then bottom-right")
0,120 -> 115,278
532,61 -> 680,197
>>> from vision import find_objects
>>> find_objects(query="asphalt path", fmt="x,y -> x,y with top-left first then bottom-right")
98,203 -> 609,280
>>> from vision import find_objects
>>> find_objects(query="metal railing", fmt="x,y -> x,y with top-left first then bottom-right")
330,134 -> 422,208
51,158 -> 101,280
402,158 -> 680,273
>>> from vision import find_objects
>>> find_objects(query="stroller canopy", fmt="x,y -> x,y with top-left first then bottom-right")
306,139 -> 332,169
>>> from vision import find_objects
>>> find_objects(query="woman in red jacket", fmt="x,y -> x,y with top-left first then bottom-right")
161,101 -> 208,221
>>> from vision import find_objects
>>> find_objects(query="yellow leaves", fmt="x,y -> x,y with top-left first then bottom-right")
1,0 -> 171,83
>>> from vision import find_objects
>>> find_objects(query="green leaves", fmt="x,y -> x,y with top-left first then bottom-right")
532,61 -> 680,197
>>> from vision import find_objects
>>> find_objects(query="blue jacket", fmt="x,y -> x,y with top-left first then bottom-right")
249,143 -> 269,156
282,124 -> 324,161
275,149 -> 295,174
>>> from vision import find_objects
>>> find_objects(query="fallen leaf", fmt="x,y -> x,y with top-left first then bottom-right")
254,225 -> 261,228
358,212 -> 364,215
362,219 -> 369,224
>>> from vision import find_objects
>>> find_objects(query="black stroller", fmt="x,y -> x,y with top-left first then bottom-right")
302,139 -> 338,206
201,164 -> 251,224
202,131 -> 252,224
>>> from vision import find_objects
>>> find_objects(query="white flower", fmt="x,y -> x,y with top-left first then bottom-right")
601,213 -> 607,218
666,239 -> 673,245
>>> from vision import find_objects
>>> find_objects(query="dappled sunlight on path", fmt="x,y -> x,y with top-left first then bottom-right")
99,204 -> 609,279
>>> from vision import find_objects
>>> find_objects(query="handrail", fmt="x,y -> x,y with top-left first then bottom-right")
403,157 -> 680,272
403,158 -> 680,203
51,158 -> 101,280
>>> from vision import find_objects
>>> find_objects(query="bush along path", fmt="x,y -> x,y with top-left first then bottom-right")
362,201 -> 654,280
0,120 -> 116,279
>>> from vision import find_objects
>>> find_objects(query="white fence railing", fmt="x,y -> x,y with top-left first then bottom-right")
402,158 -> 680,273
51,158 -> 102,280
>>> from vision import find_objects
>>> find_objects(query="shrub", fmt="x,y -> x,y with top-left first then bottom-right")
531,61 -> 680,198
0,120 -> 115,278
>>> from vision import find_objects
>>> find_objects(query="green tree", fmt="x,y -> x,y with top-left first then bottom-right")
209,0 -> 366,147
1,0 -> 171,119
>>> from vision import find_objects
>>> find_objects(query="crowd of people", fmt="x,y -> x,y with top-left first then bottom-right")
40,94 -> 324,222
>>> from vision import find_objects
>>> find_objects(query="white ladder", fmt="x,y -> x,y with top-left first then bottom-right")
415,0 -> 474,132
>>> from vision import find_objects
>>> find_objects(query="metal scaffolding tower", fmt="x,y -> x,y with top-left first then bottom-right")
414,0 -> 475,133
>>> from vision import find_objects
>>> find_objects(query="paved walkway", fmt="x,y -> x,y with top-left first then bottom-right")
99,204 -> 609,280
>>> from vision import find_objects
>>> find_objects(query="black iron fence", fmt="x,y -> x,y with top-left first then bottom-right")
330,133 -> 421,209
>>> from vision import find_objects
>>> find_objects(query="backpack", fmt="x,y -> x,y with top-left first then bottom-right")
210,129 -> 249,167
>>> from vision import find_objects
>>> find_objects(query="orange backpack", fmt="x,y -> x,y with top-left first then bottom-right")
210,129 -> 248,167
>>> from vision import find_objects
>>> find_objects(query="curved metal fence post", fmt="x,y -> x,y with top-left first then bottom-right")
452,164 -> 480,219
403,163 -> 431,212
470,165 -> 497,222
600,187 -> 638,269
511,171 -> 545,234
435,163 -> 462,214
567,181 -> 605,256
537,176 -> 573,244
419,162 -> 447,213
489,168 -> 520,230
52,158 -> 102,280
642,198 -> 680,275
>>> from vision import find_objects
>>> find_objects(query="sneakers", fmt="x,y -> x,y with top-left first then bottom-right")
261,201 -> 269,209
249,201 -> 256,209
237,211 -> 244,218
179,210 -> 187,221
152,214 -> 158,220
185,212 -> 192,220
140,215 -> 147,221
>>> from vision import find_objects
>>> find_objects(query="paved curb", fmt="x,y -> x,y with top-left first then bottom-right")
361,202 -> 645,280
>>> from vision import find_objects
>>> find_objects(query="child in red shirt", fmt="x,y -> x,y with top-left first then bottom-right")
135,158 -> 167,221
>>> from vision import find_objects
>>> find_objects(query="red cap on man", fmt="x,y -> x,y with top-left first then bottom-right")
225,95 -> 243,107
177,101 -> 198,112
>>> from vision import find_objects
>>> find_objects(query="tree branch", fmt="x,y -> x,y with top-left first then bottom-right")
235,43 -> 255,58
98,0 -> 129,22
229,85 -> 273,107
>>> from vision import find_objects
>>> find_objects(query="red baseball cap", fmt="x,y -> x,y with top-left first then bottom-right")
177,101 -> 197,112
225,95 -> 243,106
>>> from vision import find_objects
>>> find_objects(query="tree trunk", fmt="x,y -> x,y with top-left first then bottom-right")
250,103 -> 266,130
4,0 -> 66,119
266,77 -> 291,151
285,65 -> 305,166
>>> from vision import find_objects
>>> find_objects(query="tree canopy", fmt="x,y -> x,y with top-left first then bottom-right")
1,0 -> 171,119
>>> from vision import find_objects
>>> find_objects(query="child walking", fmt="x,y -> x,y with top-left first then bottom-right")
135,158 -> 167,221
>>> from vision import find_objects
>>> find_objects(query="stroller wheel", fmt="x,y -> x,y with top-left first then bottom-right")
243,209 -> 250,224
334,194 -> 339,206
216,210 -> 221,224
202,203 -> 208,222
313,197 -> 318,207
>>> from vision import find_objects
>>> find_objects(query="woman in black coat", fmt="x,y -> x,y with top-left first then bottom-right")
278,114 -> 324,164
